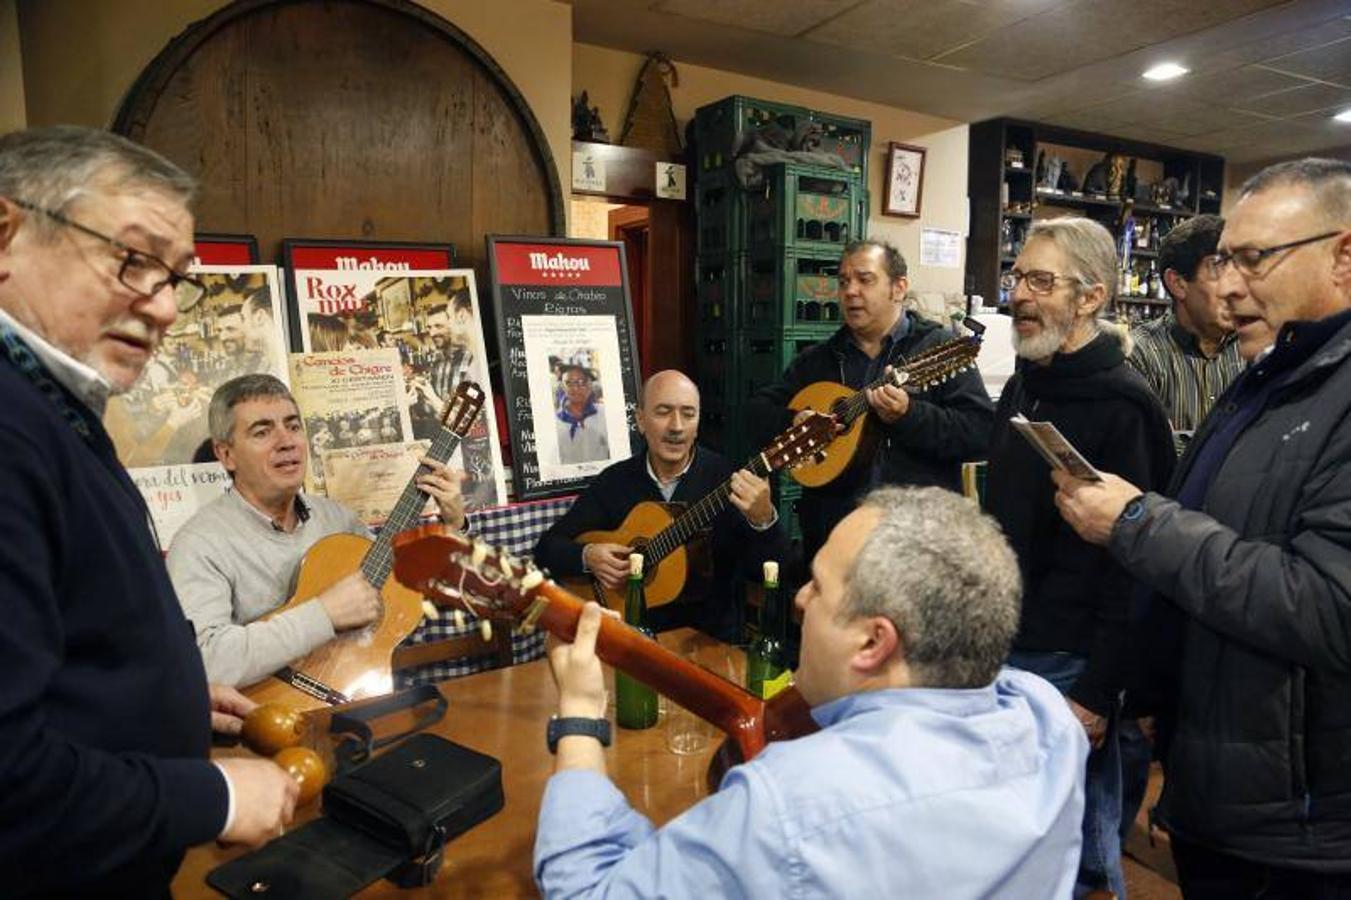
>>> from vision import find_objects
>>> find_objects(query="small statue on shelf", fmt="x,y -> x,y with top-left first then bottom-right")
571,90 -> 610,143
1057,162 -> 1079,193
1083,153 -> 1110,196
1107,154 -> 1128,199
1124,158 -> 1138,202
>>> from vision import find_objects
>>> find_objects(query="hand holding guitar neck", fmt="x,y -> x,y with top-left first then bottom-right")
864,366 -> 911,423
415,456 -> 468,528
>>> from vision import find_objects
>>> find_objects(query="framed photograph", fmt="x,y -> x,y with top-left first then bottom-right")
884,142 -> 926,218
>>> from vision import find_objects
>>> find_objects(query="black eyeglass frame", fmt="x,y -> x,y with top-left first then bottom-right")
1000,268 -> 1084,295
1203,230 -> 1345,279
10,197 -> 206,310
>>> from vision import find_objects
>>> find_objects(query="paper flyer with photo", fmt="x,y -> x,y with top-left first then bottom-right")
1009,414 -> 1103,481
290,267 -> 506,509
130,463 -> 232,550
105,265 -> 289,469
288,349 -> 414,495
322,440 -> 432,526
522,314 -> 632,484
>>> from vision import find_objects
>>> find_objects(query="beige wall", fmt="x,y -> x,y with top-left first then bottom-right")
573,42 -> 970,294
12,0 -> 572,196
0,0 -> 26,132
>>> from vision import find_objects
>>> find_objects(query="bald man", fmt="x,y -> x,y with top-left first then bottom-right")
534,370 -> 787,640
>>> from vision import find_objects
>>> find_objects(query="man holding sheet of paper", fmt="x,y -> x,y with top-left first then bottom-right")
984,217 -> 1174,899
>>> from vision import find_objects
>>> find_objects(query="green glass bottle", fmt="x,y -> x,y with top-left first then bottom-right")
615,553 -> 658,730
746,560 -> 791,699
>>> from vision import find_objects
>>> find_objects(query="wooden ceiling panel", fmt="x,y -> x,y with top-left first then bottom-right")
653,0 -> 855,37
803,0 -> 1065,62
1235,81 -> 1351,116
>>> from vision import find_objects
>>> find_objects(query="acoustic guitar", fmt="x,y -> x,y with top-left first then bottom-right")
788,317 -> 986,488
243,381 -> 485,711
564,412 -> 837,610
392,526 -> 819,788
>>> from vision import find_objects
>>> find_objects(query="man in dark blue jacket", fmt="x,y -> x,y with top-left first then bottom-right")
1056,158 -> 1351,897
748,240 -> 994,561
0,126 -> 296,898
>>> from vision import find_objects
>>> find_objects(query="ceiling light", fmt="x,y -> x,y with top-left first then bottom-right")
1142,63 -> 1190,81
1334,109 -> 1351,123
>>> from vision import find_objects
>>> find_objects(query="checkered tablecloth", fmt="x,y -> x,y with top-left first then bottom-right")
396,496 -> 576,687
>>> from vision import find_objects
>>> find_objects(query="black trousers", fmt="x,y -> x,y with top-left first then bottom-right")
1172,835 -> 1351,900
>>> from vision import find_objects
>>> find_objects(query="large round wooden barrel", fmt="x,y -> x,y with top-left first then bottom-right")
113,0 -> 564,273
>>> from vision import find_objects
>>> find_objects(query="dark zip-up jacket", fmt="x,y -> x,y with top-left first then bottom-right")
1111,313 -> 1351,870
747,311 -> 994,554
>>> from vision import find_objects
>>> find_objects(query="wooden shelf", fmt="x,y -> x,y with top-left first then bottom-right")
1130,248 -> 1158,259
1131,201 -> 1191,217
1005,166 -> 1034,176
1036,188 -> 1121,210
1001,210 -> 1033,220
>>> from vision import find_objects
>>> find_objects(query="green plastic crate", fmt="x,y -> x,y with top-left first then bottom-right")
746,163 -> 866,254
695,169 -> 746,256
696,254 -> 741,329
693,96 -> 872,183
743,249 -> 844,330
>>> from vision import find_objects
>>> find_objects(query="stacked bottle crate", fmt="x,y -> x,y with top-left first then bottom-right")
691,96 -> 871,543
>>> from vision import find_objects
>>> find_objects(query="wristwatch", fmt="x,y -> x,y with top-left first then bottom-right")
1118,494 -> 1147,524
547,715 -> 612,753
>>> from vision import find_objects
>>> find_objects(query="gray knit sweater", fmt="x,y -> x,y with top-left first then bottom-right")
166,489 -> 369,687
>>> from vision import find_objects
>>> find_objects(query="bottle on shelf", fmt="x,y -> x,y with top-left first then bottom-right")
615,553 -> 659,730
746,561 -> 791,700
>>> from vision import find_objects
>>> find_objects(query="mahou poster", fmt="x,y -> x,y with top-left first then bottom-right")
487,237 -> 641,499
282,244 -> 505,510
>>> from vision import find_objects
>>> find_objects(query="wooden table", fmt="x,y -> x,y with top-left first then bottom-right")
175,629 -> 744,898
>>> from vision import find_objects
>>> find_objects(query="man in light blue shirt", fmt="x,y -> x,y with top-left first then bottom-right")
534,485 -> 1088,898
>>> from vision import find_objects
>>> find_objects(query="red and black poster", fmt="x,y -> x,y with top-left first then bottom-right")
487,236 -> 641,499
194,233 -> 259,265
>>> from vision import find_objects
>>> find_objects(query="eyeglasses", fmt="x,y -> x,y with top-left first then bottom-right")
1000,269 -> 1080,295
1202,230 -> 1344,280
563,379 -> 590,388
11,198 -> 207,311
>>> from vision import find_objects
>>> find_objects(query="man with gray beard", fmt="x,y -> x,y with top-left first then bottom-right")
983,217 -> 1174,899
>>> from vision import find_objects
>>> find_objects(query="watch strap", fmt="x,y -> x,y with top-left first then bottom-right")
547,716 -> 612,753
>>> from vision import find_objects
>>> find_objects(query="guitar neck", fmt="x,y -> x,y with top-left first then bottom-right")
645,452 -> 773,564
360,427 -> 465,588
835,336 -> 979,425
532,581 -> 766,742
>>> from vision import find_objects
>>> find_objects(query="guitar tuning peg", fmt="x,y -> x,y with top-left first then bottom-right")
520,569 -> 545,590
453,609 -> 466,630
479,619 -> 493,642
813,450 -> 828,465
420,599 -> 438,621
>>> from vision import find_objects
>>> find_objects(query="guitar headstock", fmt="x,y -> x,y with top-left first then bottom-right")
901,330 -> 984,391
440,381 -> 486,437
762,411 -> 837,471
392,525 -> 545,625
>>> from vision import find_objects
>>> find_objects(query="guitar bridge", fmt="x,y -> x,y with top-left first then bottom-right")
276,667 -> 350,705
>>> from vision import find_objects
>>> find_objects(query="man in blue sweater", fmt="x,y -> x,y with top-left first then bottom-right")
0,126 -> 297,897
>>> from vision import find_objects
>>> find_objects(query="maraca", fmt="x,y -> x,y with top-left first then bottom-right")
274,746 -> 329,806
241,703 -> 306,756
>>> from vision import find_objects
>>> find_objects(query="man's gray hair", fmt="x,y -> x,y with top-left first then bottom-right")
841,486 -> 1021,689
1239,157 -> 1351,227
0,126 -> 195,237
1025,216 -> 1119,308
209,374 -> 296,444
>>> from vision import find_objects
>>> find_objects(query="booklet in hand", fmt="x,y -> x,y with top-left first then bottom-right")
1009,414 -> 1103,482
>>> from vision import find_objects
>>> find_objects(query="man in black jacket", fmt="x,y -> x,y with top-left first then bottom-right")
985,216 -> 1175,899
534,369 -> 786,640
748,239 -> 993,561
1056,158 -> 1351,898
0,126 -> 296,897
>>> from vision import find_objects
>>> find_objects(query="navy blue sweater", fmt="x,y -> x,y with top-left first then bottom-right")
0,350 -> 227,897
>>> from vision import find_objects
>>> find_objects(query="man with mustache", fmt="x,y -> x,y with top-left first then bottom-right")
0,125 -> 296,896
748,239 -> 994,562
167,373 -> 465,688
534,369 -> 785,640
1054,159 -> 1351,898
984,216 -> 1174,899
1127,214 -> 1244,454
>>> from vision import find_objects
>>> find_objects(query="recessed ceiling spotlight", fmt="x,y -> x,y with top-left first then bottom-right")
1334,109 -> 1351,123
1143,62 -> 1190,81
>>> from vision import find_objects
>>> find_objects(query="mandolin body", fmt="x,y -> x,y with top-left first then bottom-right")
787,380 -> 873,488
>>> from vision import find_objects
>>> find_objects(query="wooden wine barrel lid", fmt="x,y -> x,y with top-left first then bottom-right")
113,0 -> 563,271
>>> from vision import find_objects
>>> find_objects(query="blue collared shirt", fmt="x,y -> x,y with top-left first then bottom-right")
534,668 -> 1087,898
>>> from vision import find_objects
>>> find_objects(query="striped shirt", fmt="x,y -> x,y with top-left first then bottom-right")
1127,312 -> 1244,453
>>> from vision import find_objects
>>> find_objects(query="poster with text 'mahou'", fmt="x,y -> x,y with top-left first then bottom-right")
488,236 -> 641,500
284,256 -> 506,511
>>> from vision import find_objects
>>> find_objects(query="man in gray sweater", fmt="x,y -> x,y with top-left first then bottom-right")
167,374 -> 466,687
